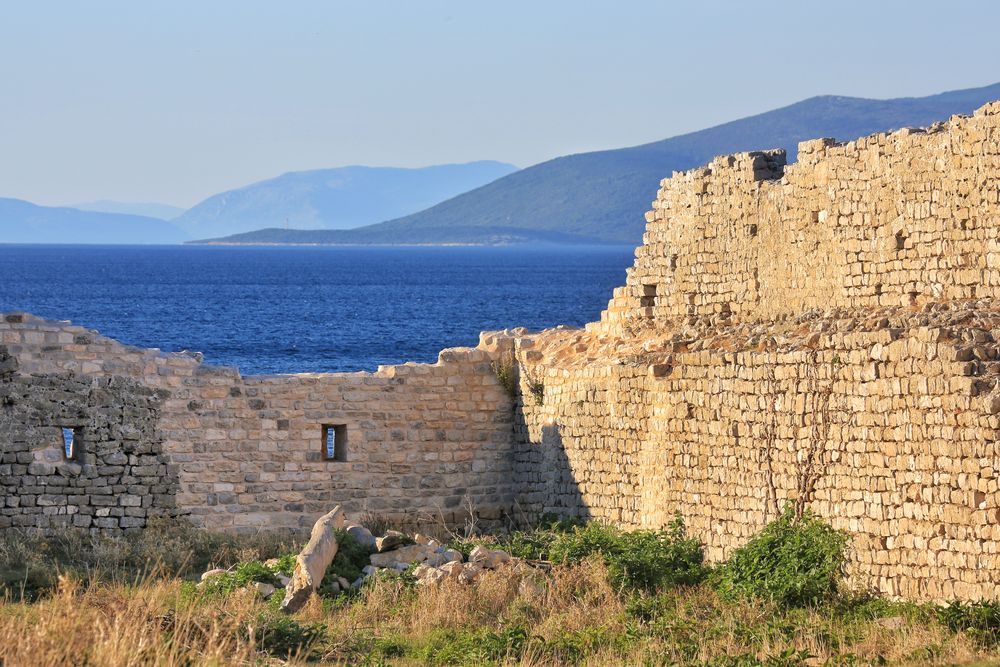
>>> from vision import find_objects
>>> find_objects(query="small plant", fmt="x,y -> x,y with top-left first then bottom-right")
523,365 -> 545,405
547,515 -> 706,592
712,506 -> 848,607
490,349 -> 517,397
937,600 -> 1000,646
242,612 -> 326,659
313,529 -> 371,596
359,511 -> 393,537
199,560 -> 281,595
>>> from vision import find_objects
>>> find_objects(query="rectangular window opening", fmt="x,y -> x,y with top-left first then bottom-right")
322,424 -> 348,462
61,427 -> 77,461
640,283 -> 657,310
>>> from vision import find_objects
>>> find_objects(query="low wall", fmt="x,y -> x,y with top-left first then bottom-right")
0,313 -> 515,532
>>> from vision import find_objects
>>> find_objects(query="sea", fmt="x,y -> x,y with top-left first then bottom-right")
0,245 -> 634,376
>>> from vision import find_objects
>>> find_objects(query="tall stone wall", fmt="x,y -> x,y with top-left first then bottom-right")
0,313 -> 514,533
507,102 -> 1000,601
600,101 -> 1000,332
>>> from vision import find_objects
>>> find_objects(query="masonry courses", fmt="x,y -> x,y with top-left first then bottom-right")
4,100 -> 1000,601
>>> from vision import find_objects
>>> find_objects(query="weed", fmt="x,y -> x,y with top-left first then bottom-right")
241,611 -> 326,658
489,349 -> 517,398
547,514 -> 706,592
713,507 -> 848,607
199,560 -> 281,595
937,600 -> 1000,646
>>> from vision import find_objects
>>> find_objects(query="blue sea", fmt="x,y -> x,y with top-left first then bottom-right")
0,245 -> 634,375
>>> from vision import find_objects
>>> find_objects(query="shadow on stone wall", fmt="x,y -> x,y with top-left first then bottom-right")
512,406 -> 589,524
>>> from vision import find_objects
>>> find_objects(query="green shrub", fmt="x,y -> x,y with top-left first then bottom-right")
937,600 -> 1000,646
241,611 -> 326,658
413,626 -> 528,665
713,507 -> 848,607
547,515 -> 705,592
199,560 -> 281,595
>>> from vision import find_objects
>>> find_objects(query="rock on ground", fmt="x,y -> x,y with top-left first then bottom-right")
280,505 -> 345,613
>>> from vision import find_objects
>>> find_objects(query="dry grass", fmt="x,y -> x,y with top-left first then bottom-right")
0,526 -> 997,666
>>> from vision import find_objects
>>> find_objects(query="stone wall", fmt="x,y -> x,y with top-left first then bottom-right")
0,313 -> 515,533
503,101 -> 1000,600
600,101 -> 1000,332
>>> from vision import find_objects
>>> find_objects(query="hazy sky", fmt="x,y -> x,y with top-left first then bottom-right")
3,1 -> 999,208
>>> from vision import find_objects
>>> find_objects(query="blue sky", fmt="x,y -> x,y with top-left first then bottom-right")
2,1 -> 999,208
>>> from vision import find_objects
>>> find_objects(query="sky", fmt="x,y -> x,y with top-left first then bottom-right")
2,1 -> 1000,209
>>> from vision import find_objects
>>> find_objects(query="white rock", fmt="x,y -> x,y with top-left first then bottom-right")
253,582 -> 276,598
280,505 -> 346,613
458,562 -> 484,585
337,576 -> 351,590
362,565 -> 379,576
441,561 -> 464,580
200,568 -> 226,581
345,524 -> 377,550
441,549 -> 464,563
375,530 -> 405,552
369,544 -> 435,567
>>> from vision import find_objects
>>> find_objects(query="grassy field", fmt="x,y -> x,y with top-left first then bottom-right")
0,512 -> 998,666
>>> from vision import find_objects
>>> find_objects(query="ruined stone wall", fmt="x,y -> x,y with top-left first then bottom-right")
600,102 -> 1000,332
0,313 -> 514,533
509,305 -> 1000,600
509,102 -> 1000,601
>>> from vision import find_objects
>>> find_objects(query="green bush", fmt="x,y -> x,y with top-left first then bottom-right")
713,507 -> 848,607
199,560 -> 281,595
937,600 -> 1000,646
412,626 -> 528,665
241,611 -> 326,658
547,515 -> 706,592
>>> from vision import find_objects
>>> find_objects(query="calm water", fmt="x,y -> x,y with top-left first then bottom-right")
0,245 -> 633,375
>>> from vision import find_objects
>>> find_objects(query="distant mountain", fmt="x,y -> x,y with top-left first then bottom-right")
193,81 -> 1000,246
72,200 -> 186,220
173,161 -> 518,239
0,198 -> 188,244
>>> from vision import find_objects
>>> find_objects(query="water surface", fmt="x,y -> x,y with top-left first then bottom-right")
0,245 -> 633,375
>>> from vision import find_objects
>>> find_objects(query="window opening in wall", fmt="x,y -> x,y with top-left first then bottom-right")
640,284 -> 657,309
322,424 -> 348,462
61,427 -> 77,460
895,230 -> 907,251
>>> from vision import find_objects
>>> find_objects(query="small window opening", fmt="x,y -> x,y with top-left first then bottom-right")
669,255 -> 678,270
894,231 -> 907,251
322,424 -> 348,462
61,427 -> 77,460
640,284 -> 657,309
747,223 -> 758,237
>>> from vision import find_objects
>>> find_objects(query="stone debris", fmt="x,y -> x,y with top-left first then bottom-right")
375,531 -> 406,553
280,505 -> 345,613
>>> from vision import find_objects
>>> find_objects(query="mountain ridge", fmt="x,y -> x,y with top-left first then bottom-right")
191,81 -> 1000,246
172,160 -> 518,239
0,198 -> 188,244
